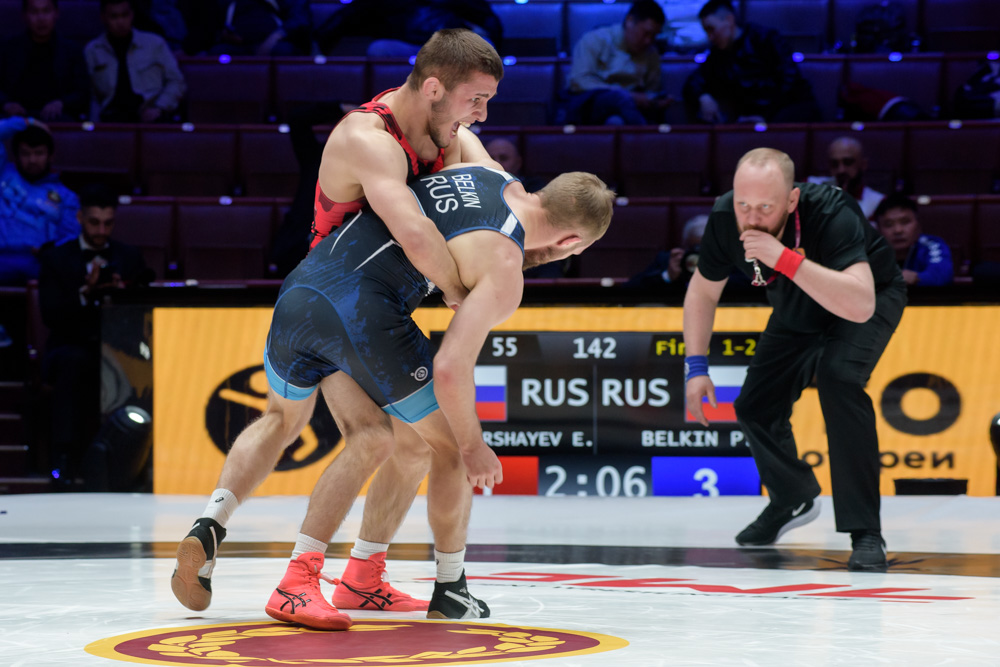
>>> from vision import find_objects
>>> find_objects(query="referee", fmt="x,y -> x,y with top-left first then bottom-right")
683,148 -> 906,571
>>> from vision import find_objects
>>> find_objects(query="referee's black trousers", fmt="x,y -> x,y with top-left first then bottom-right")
733,285 -> 906,532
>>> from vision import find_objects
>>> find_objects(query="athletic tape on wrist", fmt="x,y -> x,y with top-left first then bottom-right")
775,247 -> 804,279
685,355 -> 709,382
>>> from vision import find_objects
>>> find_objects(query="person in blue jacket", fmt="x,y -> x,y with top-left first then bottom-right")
874,193 -> 954,286
0,116 -> 79,286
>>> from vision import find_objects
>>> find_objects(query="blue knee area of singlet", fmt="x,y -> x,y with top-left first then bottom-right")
264,349 -> 317,401
383,381 -> 438,423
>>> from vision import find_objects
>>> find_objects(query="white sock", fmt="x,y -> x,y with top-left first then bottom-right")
201,489 -> 239,527
291,533 -> 328,561
351,538 -> 389,561
434,548 -> 466,583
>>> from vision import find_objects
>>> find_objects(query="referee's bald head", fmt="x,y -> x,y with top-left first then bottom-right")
735,148 -> 795,191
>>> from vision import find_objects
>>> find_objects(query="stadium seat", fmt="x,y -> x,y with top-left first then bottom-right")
492,1 -> 564,56
830,0 -> 919,51
914,195 -> 976,274
138,126 -> 238,196
975,196 -> 1000,264
50,124 -> 138,194
712,125 -> 809,194
846,55 -> 943,118
369,61 -> 413,97
618,127 -> 711,197
485,62 -> 557,126
238,126 -> 300,198
907,121 -> 1000,195
577,199 -> 671,279
55,0 -> 104,48
669,197 -> 717,249
180,57 -> 272,123
176,198 -> 276,280
660,58 -> 700,125
923,0 -> 1000,52
522,129 -> 616,188
0,1 -> 22,41
743,0 -> 829,54
273,58 -> 367,120
941,54 -> 990,119
113,197 -> 176,279
799,56 -> 846,122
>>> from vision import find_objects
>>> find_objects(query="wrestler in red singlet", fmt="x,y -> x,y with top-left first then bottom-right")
309,89 -> 447,251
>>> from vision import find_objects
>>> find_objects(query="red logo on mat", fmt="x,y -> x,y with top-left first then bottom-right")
86,620 -> 627,666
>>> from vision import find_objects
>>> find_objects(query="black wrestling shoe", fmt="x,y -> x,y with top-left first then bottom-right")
426,572 -> 489,619
735,498 -> 820,546
171,518 -> 227,611
848,530 -> 888,572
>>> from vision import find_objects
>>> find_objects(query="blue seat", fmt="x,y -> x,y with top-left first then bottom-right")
846,55 -> 944,118
522,129 -> 616,187
744,0 -> 829,53
180,57 -> 272,123
369,61 -> 413,98
492,1 -> 564,55
176,198 -> 275,280
238,127 -> 300,198
139,127 -> 238,196
486,62 -> 557,126
113,197 -> 176,279
273,58 -> 367,120
618,128 -> 710,197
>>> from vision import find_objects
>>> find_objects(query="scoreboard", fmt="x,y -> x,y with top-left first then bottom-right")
443,331 -> 764,497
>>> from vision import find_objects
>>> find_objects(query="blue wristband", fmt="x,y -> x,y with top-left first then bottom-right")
685,355 -> 709,382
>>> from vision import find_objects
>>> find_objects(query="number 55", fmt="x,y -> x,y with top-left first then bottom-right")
492,336 -> 518,357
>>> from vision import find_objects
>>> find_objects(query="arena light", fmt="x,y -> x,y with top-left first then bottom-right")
888,52 -> 902,62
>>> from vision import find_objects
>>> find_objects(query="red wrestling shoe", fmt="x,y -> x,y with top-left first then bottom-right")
331,553 -> 429,612
265,553 -> 352,630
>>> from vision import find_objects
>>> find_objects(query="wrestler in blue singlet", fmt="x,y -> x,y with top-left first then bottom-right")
265,166 -> 525,423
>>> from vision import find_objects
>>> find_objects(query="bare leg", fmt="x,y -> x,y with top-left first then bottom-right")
409,410 -> 471,553
173,387 -> 316,610
356,419 -> 432,543
217,388 -> 318,500
298,371 -> 397,542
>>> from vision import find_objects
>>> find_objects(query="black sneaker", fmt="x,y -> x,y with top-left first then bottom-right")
426,572 -> 489,620
848,530 -> 887,572
735,498 -> 820,546
171,518 -> 227,611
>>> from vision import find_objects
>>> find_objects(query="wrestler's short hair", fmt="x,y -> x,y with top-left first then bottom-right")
736,147 -> 796,190
407,28 -> 504,92
538,172 -> 616,241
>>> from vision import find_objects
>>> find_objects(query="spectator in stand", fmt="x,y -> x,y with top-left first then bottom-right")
874,193 -> 953,287
839,81 -> 929,122
626,214 -> 708,290
564,0 -> 672,126
182,0 -> 311,56
0,0 -> 89,121
683,0 -> 819,124
953,57 -> 1000,120
38,183 -> 149,484
0,116 -> 78,286
85,0 -> 186,123
484,137 -> 547,193
807,137 -> 885,220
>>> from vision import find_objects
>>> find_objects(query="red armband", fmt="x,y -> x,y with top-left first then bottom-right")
774,248 -> 804,279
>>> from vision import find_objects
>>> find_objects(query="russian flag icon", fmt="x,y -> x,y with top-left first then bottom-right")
686,366 -> 747,423
474,365 -> 507,422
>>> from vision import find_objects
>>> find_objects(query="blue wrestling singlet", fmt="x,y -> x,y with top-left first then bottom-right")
265,166 -> 526,423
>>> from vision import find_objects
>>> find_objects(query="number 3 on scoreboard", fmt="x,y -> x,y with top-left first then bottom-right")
572,336 -> 617,359
693,468 -> 720,496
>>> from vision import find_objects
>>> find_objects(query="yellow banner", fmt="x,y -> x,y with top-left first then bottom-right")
153,306 -> 999,496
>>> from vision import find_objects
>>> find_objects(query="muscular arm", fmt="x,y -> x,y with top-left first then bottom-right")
329,127 -> 468,306
433,243 -> 523,486
683,268 -> 727,427
741,229 -> 876,323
